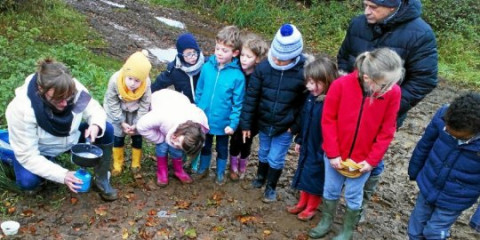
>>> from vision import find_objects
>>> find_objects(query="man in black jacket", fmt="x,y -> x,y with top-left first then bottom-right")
337,0 -> 438,223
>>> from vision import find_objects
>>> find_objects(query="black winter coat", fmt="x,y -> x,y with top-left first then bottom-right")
291,94 -> 325,195
240,57 -> 307,136
337,0 -> 438,117
151,59 -> 200,103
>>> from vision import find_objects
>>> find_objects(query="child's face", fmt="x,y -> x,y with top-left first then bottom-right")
445,125 -> 476,142
363,74 -> 394,96
171,135 -> 185,150
215,41 -> 239,66
182,48 -> 199,65
272,56 -> 294,66
305,78 -> 325,97
125,76 -> 142,91
240,47 -> 259,73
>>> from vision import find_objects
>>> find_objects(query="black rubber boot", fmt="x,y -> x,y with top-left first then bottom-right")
262,167 -> 282,203
94,143 -> 118,201
251,161 -> 269,188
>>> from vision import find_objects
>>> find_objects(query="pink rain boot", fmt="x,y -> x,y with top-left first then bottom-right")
238,157 -> 248,180
229,155 -> 239,181
172,158 -> 193,184
156,156 -> 168,187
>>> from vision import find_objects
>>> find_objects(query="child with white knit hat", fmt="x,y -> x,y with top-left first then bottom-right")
240,23 -> 308,203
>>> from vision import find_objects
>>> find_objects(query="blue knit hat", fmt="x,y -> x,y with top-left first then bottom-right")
176,33 -> 200,54
369,0 -> 401,7
270,24 -> 303,61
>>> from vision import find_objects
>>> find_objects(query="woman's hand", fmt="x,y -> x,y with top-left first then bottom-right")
294,144 -> 301,153
85,124 -> 101,143
358,161 -> 373,173
329,157 -> 342,169
64,171 -> 82,193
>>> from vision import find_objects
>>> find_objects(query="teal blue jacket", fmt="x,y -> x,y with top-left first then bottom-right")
195,56 -> 245,135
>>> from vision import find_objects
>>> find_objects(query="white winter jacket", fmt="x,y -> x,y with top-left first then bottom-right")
6,74 -> 106,184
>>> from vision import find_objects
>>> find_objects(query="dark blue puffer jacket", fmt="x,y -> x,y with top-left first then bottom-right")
291,94 -> 325,195
337,0 -> 438,117
408,106 -> 480,212
151,59 -> 201,103
240,57 -> 307,136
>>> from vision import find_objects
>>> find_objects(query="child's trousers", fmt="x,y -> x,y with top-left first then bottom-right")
322,155 -> 370,210
408,193 -> 462,240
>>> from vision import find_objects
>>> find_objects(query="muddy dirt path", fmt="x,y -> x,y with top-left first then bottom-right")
2,0 -> 478,239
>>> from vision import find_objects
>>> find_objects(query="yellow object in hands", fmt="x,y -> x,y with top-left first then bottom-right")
336,158 -> 363,178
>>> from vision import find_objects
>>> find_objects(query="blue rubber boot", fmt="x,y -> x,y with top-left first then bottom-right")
193,154 -> 211,180
215,158 -> 227,185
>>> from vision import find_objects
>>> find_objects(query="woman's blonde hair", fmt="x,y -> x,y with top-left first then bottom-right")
174,120 -> 206,157
304,54 -> 338,94
355,48 -> 404,97
241,33 -> 269,61
36,58 -> 77,100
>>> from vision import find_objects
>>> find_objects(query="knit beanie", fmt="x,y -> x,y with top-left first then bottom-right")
176,33 -> 201,54
270,24 -> 303,61
369,0 -> 401,8
123,51 -> 151,82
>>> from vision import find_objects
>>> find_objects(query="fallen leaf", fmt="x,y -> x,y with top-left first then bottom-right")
88,216 -> 95,225
94,206 -> 108,216
122,228 -> 129,239
128,220 -> 135,226
237,215 -> 259,224
145,216 -> 157,227
73,227 -> 80,232
4,201 -> 11,207
295,233 -> 309,240
184,228 -> 197,239
21,209 -> 34,217
212,225 -> 224,232
175,200 -> 191,210
157,228 -> 170,237
70,197 -> 78,205
7,206 -> 16,214
29,225 -> 37,234
148,209 -> 157,216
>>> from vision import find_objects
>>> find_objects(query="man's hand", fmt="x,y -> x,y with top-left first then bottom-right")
85,124 -> 101,143
64,171 -> 82,193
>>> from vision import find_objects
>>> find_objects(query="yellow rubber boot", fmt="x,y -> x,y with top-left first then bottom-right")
112,147 -> 125,176
131,148 -> 142,173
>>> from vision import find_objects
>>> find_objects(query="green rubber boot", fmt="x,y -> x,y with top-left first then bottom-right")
308,199 -> 338,238
332,207 -> 361,240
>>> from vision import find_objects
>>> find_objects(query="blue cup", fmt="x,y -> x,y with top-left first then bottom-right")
74,169 -> 92,193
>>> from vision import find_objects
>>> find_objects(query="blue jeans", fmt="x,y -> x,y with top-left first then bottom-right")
201,134 -> 229,160
371,160 -> 384,176
323,155 -> 371,210
408,193 -> 462,240
258,131 -> 293,169
155,142 -> 183,159
14,122 -> 114,190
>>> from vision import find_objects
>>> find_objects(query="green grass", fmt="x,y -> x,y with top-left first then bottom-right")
0,0 -> 122,128
150,0 -> 479,87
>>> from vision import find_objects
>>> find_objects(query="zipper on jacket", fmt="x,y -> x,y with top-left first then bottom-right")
269,71 -> 284,136
207,70 -> 221,119
189,75 -> 195,102
348,94 -> 366,158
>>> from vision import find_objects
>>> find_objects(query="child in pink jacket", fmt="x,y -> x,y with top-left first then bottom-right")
136,89 -> 209,186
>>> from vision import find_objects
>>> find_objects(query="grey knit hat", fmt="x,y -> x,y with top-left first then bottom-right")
369,0 -> 401,8
270,24 -> 303,61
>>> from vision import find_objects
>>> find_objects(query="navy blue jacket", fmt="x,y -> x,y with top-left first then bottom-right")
151,59 -> 200,103
408,106 -> 480,215
337,0 -> 438,117
240,57 -> 307,136
291,94 -> 325,195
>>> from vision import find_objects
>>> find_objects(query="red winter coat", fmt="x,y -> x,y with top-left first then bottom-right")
322,71 -> 400,167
